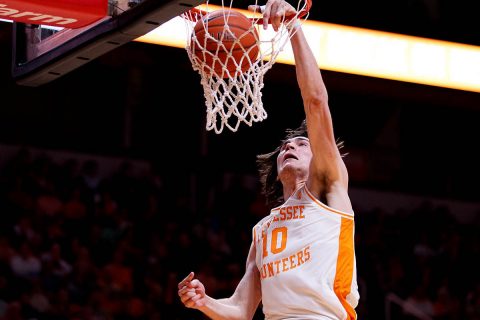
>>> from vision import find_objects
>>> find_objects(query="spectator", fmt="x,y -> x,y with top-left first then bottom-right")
9,242 -> 41,280
0,149 -> 478,319
35,183 -> 63,218
403,285 -> 434,319
41,243 -> 72,279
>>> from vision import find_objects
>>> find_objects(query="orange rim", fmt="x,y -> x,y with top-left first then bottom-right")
184,0 -> 311,24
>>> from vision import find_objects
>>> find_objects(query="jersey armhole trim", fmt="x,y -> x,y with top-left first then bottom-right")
304,186 -> 354,219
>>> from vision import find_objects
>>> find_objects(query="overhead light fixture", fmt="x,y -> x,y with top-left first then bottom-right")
136,5 -> 480,93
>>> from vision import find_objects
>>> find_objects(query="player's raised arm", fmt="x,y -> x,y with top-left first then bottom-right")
283,4 -> 348,190
178,242 -> 261,320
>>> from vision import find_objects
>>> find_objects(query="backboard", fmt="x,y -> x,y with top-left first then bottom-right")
11,0 -> 204,86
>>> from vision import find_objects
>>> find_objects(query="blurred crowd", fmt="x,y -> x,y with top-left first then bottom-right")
0,148 -> 479,320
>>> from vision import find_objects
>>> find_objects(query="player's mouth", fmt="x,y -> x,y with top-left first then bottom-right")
283,153 -> 298,162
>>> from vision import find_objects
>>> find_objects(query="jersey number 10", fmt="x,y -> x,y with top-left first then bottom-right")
262,226 -> 288,257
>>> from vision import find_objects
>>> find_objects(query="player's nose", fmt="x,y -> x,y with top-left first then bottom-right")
285,141 -> 296,150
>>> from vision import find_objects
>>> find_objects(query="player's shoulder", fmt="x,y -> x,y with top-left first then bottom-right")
252,209 -> 277,229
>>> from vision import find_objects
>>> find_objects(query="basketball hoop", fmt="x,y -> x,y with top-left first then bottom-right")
182,0 -> 311,134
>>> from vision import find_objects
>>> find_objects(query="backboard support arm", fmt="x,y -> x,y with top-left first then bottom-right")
12,0 -> 204,86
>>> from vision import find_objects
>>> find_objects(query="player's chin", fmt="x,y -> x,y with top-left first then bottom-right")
283,158 -> 301,168
278,163 -> 297,176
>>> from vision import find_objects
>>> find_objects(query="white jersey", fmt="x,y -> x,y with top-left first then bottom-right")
253,185 -> 359,320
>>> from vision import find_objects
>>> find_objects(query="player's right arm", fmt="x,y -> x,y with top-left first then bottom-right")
178,242 -> 261,320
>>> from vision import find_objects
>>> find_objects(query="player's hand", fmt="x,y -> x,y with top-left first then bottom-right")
178,272 -> 207,309
248,0 -> 297,31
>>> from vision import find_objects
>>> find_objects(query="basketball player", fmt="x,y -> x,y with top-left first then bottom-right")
178,0 -> 359,318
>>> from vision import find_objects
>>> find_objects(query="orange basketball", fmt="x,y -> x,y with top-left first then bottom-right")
191,9 -> 259,77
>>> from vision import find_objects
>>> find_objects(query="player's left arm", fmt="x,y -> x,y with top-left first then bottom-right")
290,26 -> 348,189
255,0 -> 350,213
264,0 -> 349,198
179,241 -> 261,320
219,241 -> 262,319
291,27 -> 352,213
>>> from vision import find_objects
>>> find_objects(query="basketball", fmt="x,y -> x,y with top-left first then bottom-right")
191,9 -> 259,77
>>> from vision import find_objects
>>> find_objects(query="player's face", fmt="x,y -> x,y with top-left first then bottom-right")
276,137 -> 312,178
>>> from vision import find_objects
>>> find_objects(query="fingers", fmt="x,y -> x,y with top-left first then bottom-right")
247,5 -> 262,13
178,272 -> 206,309
254,0 -> 297,31
179,289 -> 199,308
178,273 -> 203,295
247,2 -> 269,29
270,2 -> 280,31
178,285 -> 194,296
190,293 -> 203,303
179,287 -> 195,301
184,291 -> 204,308
178,272 -> 194,289
178,283 -> 205,308
190,279 -> 203,288
262,2 -> 272,30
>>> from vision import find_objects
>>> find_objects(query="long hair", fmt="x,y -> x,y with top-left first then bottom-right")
256,120 -> 345,209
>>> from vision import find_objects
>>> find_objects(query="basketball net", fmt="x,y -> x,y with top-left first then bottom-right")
182,0 -> 310,134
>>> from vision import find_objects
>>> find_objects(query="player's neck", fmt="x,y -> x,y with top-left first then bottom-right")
282,179 -> 306,202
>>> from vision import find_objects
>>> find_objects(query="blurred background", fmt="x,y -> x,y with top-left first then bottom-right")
0,0 -> 479,319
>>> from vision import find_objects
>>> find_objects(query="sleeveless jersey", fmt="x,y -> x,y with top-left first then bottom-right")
253,185 -> 359,320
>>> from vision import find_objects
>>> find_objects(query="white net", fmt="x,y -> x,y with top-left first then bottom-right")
182,0 -> 309,134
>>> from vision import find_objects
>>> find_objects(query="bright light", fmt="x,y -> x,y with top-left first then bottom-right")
135,6 -> 480,93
